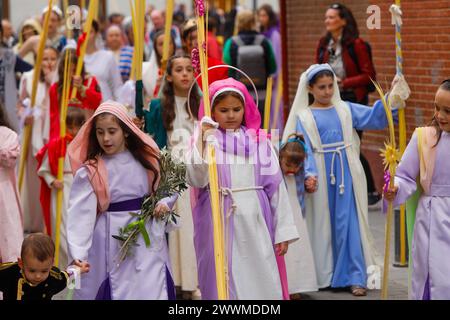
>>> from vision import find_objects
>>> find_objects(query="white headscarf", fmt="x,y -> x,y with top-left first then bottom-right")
282,63 -> 343,143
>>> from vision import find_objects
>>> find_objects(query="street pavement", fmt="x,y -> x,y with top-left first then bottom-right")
300,202 -> 409,300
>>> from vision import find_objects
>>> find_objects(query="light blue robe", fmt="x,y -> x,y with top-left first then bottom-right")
296,100 -> 394,288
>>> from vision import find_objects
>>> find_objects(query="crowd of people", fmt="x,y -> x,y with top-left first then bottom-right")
0,2 -> 449,301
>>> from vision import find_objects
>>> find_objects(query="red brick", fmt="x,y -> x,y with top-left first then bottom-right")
285,0 -> 450,191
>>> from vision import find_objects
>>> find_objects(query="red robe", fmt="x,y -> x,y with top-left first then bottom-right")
35,135 -> 73,235
49,76 -> 102,142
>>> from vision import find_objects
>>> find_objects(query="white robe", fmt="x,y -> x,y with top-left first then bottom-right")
187,142 -> 299,299
167,96 -> 199,292
284,175 -> 319,294
37,154 -> 72,269
19,70 -> 50,233
84,50 -> 123,101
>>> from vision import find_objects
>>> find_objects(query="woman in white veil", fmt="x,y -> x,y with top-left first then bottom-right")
282,64 -> 395,296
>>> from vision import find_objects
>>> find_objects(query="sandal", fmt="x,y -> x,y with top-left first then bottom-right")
290,293 -> 302,300
350,286 -> 367,297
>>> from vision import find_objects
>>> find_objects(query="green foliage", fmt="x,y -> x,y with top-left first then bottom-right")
113,148 -> 188,263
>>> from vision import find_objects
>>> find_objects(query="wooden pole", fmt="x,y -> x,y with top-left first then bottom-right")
18,0 -> 54,192
394,0 -> 407,267
54,50 -> 72,267
196,3 -> 228,299
373,81 -> 398,300
263,77 -> 273,130
161,0 -> 174,74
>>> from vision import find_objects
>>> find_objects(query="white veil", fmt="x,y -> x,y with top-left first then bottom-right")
282,64 -> 344,143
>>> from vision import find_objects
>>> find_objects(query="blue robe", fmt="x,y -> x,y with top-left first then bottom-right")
296,100 -> 394,288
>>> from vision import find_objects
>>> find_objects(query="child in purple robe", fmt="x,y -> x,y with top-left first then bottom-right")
385,79 -> 450,300
66,101 -> 178,300
187,77 -> 299,300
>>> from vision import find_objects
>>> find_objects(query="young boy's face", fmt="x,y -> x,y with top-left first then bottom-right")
18,256 -> 53,286
280,157 -> 301,176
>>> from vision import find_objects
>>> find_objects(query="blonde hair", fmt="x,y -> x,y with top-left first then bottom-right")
236,10 -> 256,32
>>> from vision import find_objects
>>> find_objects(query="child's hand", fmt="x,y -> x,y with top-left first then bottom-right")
305,176 -> 318,193
275,241 -> 288,256
51,179 -> 64,190
24,115 -> 34,126
72,75 -> 83,89
200,116 -> 219,135
71,259 -> 90,274
383,185 -> 398,202
154,202 -> 170,219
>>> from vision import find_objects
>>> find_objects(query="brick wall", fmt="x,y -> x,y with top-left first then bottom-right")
284,0 -> 450,191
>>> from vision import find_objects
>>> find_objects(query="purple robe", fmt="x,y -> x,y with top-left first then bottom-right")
67,150 -> 177,300
393,131 -> 450,300
187,128 -> 299,299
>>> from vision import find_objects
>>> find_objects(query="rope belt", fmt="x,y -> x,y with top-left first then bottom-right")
314,141 -> 352,195
217,185 -> 264,288
220,186 -> 264,217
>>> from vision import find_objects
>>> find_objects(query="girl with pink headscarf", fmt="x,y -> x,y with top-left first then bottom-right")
66,101 -> 178,300
187,78 -> 299,299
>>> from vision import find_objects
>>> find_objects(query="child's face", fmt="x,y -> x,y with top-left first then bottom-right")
167,58 -> 195,93
280,157 -> 301,176
212,95 -> 245,130
186,29 -> 198,53
18,256 -> 53,286
308,76 -> 334,107
434,88 -> 450,132
156,34 -> 174,60
42,48 -> 58,73
95,114 -> 127,155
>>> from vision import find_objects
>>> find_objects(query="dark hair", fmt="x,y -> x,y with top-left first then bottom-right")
280,133 -> 306,166
0,103 -> 12,129
153,29 -> 176,68
430,79 -> 450,147
92,19 -> 100,33
207,16 -> 218,32
57,48 -> 86,104
108,13 -> 124,24
258,4 -> 278,33
322,3 -> 359,47
40,46 -> 59,82
21,233 -> 55,262
86,113 -> 160,192
211,91 -> 245,124
161,54 -> 200,131
308,69 -> 335,104
66,106 -> 86,128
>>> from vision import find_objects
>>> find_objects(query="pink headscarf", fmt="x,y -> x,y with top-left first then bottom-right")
198,77 -> 261,130
68,100 -> 160,213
